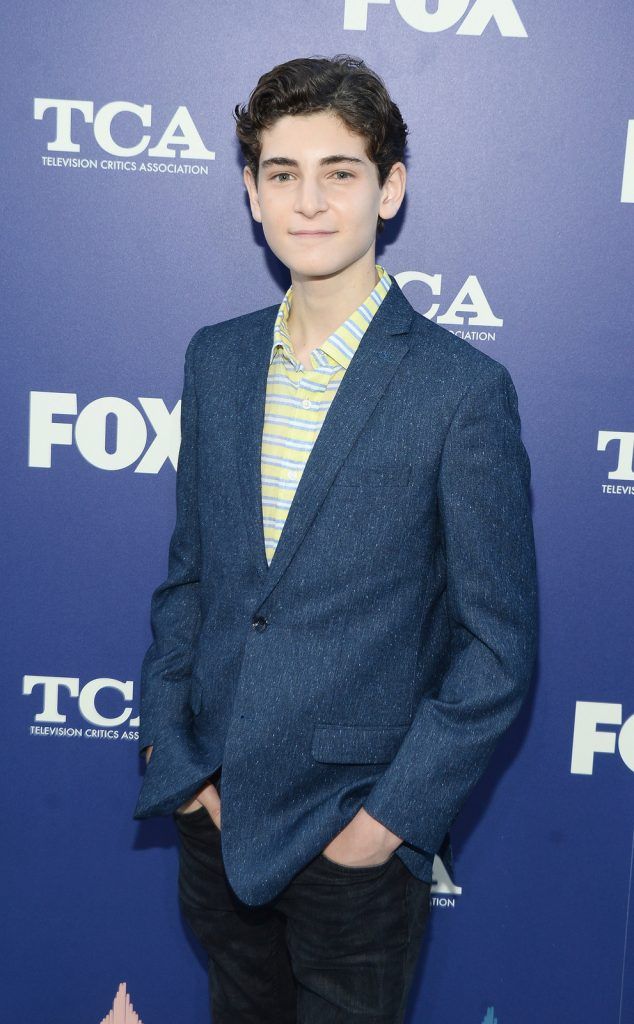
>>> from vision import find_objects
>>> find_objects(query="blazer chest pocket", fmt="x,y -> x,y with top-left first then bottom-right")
311,723 -> 410,765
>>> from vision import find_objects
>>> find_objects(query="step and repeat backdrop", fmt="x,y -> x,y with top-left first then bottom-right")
3,2 -> 632,1022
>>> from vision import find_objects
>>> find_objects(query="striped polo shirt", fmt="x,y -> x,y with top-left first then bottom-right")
260,263 -> 392,565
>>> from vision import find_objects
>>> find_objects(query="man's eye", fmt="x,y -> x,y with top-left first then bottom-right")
270,171 -> 354,182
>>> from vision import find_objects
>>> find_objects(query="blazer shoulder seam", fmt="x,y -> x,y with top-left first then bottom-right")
443,359 -> 511,446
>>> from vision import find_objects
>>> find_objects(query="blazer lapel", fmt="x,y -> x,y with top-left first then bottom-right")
235,275 -> 416,608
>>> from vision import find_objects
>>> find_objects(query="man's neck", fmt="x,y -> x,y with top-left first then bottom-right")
286,254 -> 380,361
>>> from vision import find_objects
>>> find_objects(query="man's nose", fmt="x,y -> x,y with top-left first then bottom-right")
293,178 -> 329,217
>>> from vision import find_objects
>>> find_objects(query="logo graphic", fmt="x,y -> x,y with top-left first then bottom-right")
24,674 -> 140,742
395,271 -> 503,342
622,120 -> 634,203
34,98 -> 214,177
344,0 -> 527,36
28,391 -> 180,473
431,853 -> 463,906
597,430 -> 634,495
571,701 -> 634,775
481,1008 -> 499,1024
100,982 -> 143,1024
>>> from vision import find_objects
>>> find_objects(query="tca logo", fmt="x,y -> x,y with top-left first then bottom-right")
396,271 -> 503,327
597,430 -> 634,481
28,392 -> 180,473
571,701 -> 634,775
344,0 -> 527,36
33,98 -> 215,160
23,674 -> 139,728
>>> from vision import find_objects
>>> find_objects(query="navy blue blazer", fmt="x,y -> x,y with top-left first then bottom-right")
133,274 -> 538,907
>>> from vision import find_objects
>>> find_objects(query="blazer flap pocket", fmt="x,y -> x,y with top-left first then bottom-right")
311,723 -> 410,764
336,462 -> 411,489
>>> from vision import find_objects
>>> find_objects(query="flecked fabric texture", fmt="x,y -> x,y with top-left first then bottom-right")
133,274 -> 538,907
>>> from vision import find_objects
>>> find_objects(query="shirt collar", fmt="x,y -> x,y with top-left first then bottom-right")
269,264 -> 392,371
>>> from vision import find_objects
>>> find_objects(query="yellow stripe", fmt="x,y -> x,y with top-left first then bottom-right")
261,264 -> 392,564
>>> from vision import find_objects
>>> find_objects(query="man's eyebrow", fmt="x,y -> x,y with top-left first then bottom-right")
260,154 -> 365,170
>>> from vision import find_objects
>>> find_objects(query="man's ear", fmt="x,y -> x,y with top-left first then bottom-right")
243,165 -> 262,224
379,161 -> 406,224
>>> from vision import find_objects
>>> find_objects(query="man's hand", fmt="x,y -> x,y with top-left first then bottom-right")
321,807 -> 403,867
143,746 -> 221,828
176,781 -> 222,828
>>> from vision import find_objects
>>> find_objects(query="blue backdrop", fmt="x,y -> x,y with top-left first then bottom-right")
3,3 -> 632,1022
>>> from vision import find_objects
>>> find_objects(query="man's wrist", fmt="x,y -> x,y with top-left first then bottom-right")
360,806 -> 403,849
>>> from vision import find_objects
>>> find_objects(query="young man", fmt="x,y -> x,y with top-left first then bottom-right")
134,55 -> 538,1023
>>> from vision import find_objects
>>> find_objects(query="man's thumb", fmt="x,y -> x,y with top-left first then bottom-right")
197,781 -> 221,829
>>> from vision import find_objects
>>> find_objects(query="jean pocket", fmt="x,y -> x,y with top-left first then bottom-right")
173,805 -> 213,824
318,850 -> 395,874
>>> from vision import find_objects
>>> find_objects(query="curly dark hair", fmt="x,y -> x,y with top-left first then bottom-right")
233,54 -> 408,235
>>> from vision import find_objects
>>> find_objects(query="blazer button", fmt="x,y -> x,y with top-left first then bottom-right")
252,614 -> 268,632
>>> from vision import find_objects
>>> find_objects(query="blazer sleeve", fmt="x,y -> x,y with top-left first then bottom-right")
137,328 -> 205,754
362,361 -> 538,856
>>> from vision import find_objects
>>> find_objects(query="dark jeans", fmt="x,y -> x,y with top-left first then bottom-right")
173,769 -> 431,1023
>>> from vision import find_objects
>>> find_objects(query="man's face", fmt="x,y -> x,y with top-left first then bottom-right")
243,111 -> 405,279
